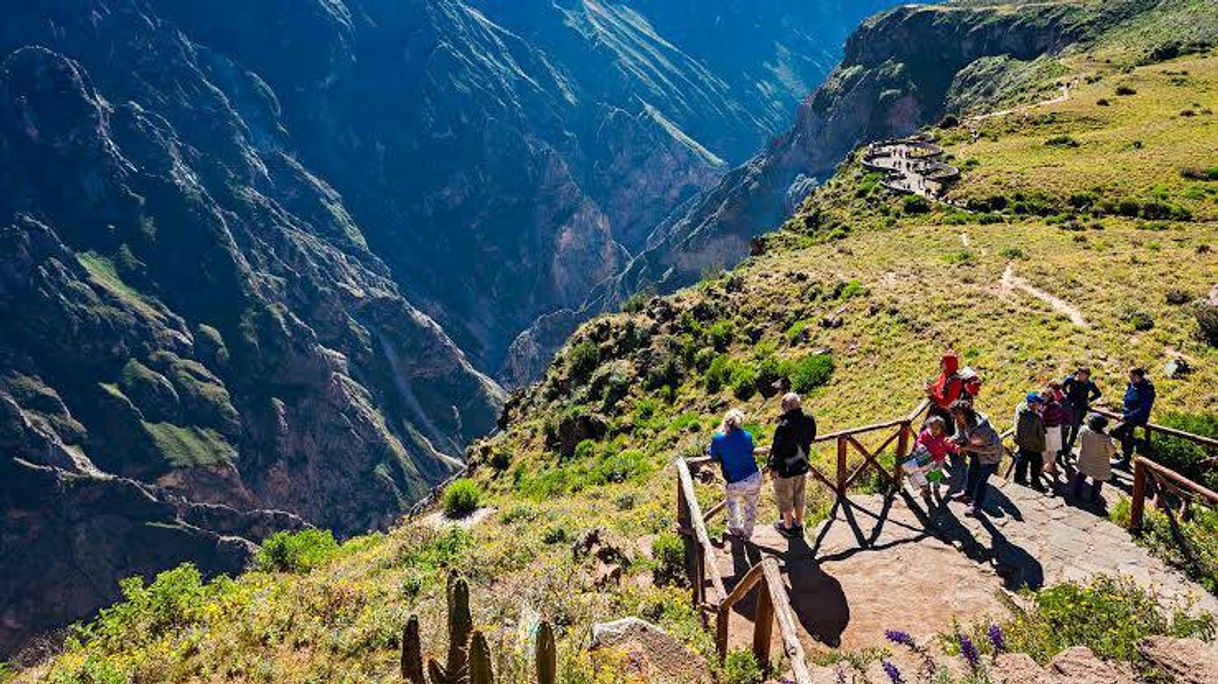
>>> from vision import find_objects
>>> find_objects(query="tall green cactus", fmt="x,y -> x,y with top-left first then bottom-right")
536,621 -> 556,684
468,631 -> 494,684
445,574 -> 474,684
401,615 -> 425,684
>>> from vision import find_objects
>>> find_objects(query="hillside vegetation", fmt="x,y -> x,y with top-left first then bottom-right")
12,1 -> 1218,683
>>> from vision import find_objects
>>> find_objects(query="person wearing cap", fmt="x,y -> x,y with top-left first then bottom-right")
925,350 -> 965,435
1013,392 -> 1047,491
767,392 -> 817,538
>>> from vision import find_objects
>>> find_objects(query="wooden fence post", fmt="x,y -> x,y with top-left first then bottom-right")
1130,458 -> 1146,533
752,581 -> 774,676
715,608 -> 730,663
836,437 -> 848,495
676,474 -> 698,606
893,421 -> 911,492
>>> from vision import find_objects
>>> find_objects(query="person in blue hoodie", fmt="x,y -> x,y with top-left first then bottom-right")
1111,367 -> 1155,469
709,408 -> 761,539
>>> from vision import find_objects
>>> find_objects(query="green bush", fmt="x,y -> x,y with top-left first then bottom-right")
993,575 -> 1214,664
1116,85 -> 1137,96
567,342 -> 600,383
442,478 -> 481,518
903,195 -> 931,215
722,649 -> 765,684
621,291 -> 650,314
80,564 -> 217,650
1148,412 -> 1218,490
1181,166 -> 1218,181
1119,307 -> 1155,332
730,364 -> 758,400
692,347 -> 718,373
705,355 -> 734,393
651,531 -> 686,586
254,529 -> 339,573
839,279 -> 867,299
786,354 -> 834,394
709,320 -> 735,351
1045,135 -> 1080,148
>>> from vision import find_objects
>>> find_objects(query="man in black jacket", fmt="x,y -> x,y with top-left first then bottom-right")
767,392 -> 817,538
1061,366 -> 1102,458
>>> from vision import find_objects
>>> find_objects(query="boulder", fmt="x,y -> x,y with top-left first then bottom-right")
1046,646 -> 1135,684
1137,636 -> 1218,684
589,618 -> 711,683
1164,357 -> 1192,379
552,411 -> 609,458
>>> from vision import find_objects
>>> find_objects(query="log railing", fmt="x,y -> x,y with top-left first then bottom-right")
1086,407 -> 1218,531
673,400 -> 930,682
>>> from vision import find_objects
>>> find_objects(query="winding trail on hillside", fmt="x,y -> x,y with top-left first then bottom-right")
1000,263 -> 1089,327
967,82 -> 1072,125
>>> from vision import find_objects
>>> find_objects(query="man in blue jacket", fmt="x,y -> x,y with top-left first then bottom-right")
1111,367 -> 1155,469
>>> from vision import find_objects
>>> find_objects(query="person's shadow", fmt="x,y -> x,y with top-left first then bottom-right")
931,504 -> 1044,591
783,535 -> 849,647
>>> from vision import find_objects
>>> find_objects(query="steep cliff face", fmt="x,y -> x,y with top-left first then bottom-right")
0,0 -> 883,656
504,1 -> 1103,382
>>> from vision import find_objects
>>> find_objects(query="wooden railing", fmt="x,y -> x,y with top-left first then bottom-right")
675,457 -> 811,683
673,400 -> 930,682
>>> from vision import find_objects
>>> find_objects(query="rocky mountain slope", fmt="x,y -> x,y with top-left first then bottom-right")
0,0 -> 891,658
507,0 -> 1218,380
11,0 -> 1218,680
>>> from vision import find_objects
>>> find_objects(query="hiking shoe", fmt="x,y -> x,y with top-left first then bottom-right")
788,524 -> 804,538
772,521 -> 791,536
952,493 -> 972,504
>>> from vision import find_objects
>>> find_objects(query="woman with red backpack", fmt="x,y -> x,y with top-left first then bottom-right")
924,351 -> 982,435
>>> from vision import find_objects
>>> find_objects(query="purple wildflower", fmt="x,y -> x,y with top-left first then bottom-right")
882,660 -> 905,684
884,629 -> 916,648
988,624 -> 1006,653
958,634 -> 981,671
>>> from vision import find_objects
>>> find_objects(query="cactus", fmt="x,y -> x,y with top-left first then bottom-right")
428,657 -> 447,684
536,621 -> 556,684
469,631 -> 494,684
445,574 -> 474,684
402,615 -> 425,684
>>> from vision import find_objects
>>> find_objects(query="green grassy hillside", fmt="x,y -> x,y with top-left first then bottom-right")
12,2 -> 1218,683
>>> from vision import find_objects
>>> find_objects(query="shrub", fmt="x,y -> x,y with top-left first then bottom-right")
704,355 -> 733,393
644,353 -> 683,391
651,532 -> 685,586
542,526 -> 569,545
903,195 -> 931,215
1045,135 -> 1080,148
1000,247 -> 1025,260
567,342 -> 600,382
1165,289 -> 1192,305
1097,98 -> 1111,106
1112,497 -> 1218,595
442,478 -> 481,518
755,356 -> 785,393
255,529 -> 339,573
943,249 -> 977,266
730,363 -> 758,400
786,354 -> 834,394
1199,304 -> 1218,347
992,575 -> 1214,664
839,279 -> 867,299
708,320 -> 735,351
692,347 -> 718,373
1148,412 -> 1218,490
1119,307 -> 1155,332
1115,85 -> 1137,96
1181,166 -> 1218,181
722,649 -> 765,684
621,291 -> 650,314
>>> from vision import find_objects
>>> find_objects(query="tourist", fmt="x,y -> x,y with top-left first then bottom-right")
925,350 -> 966,434
915,414 -> 958,496
1012,393 -> 1047,491
1111,367 -> 1156,469
950,400 -> 1004,517
1040,387 -> 1067,480
1061,366 -> 1102,459
767,393 -> 817,538
1074,414 -> 1116,505
709,409 -> 761,540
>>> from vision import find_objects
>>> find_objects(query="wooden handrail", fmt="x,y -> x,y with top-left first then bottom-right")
675,458 -> 728,604
1089,407 -> 1218,450
714,558 -> 813,684
1129,455 -> 1218,531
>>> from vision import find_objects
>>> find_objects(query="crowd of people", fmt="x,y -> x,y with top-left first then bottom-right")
706,350 -> 1158,541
